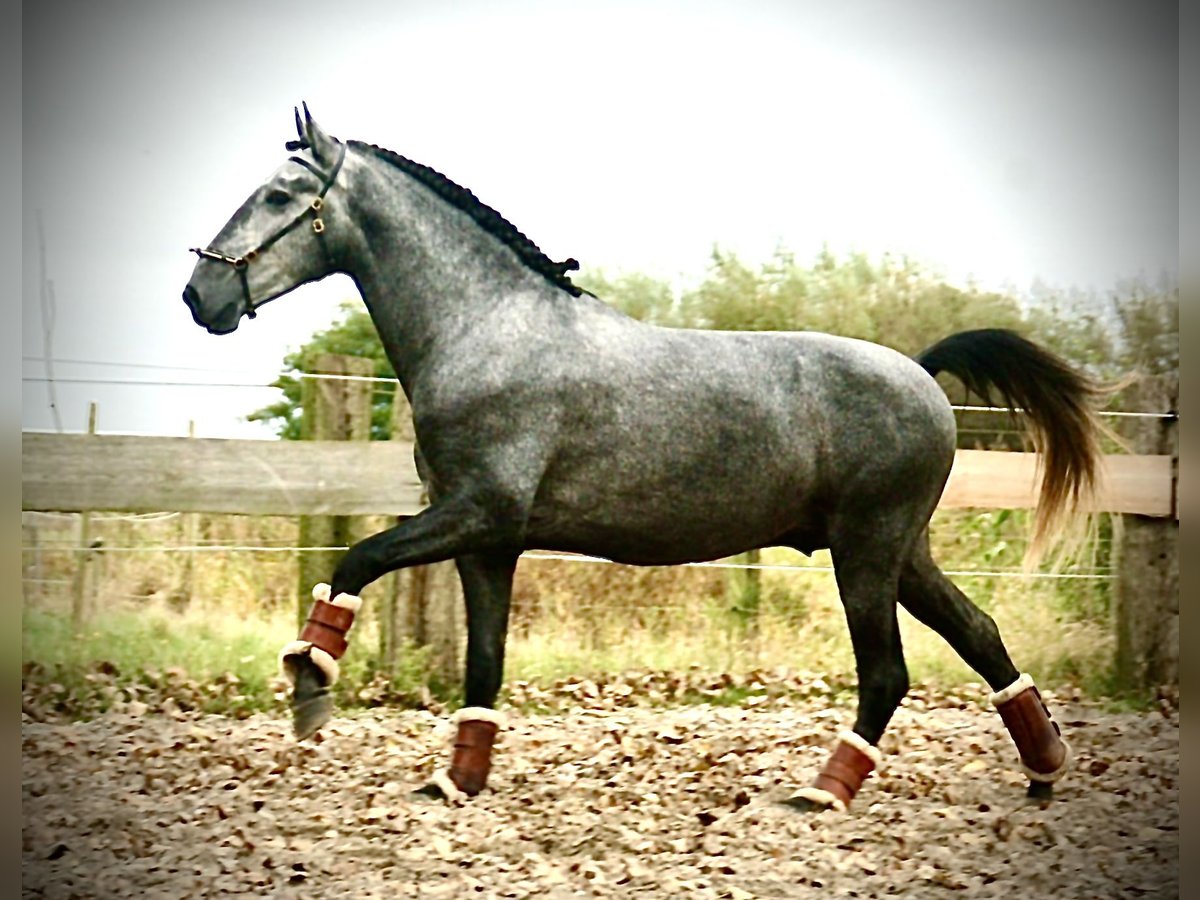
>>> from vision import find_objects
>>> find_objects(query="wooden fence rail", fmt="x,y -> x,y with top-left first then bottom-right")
21,433 -> 1176,519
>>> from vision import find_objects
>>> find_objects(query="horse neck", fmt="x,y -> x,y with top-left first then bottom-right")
339,149 -> 551,393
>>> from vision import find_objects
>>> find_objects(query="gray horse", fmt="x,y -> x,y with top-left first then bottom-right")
183,106 -> 1099,810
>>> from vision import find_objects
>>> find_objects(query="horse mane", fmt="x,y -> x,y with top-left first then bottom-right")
347,140 -> 586,297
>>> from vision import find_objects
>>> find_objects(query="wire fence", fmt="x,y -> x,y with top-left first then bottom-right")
19,357 -> 1179,420
21,504 -> 1117,673
18,534 -> 1116,581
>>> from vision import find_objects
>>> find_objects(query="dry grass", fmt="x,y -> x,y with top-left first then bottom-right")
21,506 -> 1118,711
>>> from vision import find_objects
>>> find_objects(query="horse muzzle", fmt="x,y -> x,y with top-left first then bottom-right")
182,282 -> 242,335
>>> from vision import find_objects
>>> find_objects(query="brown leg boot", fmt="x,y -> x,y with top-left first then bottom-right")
429,708 -> 507,802
783,730 -> 883,812
278,584 -> 362,739
990,673 -> 1071,789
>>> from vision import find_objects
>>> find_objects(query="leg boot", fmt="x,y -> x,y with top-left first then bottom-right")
990,673 -> 1071,794
783,730 -> 883,812
429,707 -> 507,802
279,583 -> 362,739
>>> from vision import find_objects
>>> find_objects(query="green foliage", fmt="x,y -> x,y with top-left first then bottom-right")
1022,284 -> 1118,376
675,247 -> 1029,357
246,299 -> 398,440
1110,278 -> 1179,376
1020,277 -> 1179,381
573,269 -> 682,326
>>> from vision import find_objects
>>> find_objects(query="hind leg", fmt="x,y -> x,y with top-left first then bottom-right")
783,526 -> 910,813
898,533 -> 1020,690
898,533 -> 1070,797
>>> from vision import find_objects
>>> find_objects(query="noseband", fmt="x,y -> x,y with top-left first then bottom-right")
189,142 -> 346,318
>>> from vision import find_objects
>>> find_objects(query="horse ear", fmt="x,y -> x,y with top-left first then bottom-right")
301,101 -> 338,165
284,106 -> 308,151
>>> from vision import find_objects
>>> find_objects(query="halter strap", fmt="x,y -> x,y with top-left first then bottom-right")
188,141 -> 346,318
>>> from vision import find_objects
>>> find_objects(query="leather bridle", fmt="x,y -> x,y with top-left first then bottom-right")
188,141 -> 346,318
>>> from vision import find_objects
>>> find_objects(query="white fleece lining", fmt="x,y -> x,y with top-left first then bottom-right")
278,640 -> 339,686
1023,740 -> 1073,783
452,706 -> 508,728
989,672 -> 1036,707
837,730 -> 883,770
430,768 -> 467,804
787,787 -> 847,813
312,582 -> 363,613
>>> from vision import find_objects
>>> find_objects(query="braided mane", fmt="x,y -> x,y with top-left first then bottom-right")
349,140 -> 585,297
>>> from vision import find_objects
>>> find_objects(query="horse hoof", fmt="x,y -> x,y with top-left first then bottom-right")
1025,781 -> 1054,802
410,782 -> 448,803
778,795 -> 836,814
290,657 -> 333,741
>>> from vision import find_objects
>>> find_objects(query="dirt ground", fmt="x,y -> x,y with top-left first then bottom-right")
23,687 -> 1178,899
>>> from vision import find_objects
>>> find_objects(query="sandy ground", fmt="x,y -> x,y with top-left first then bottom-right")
23,689 -> 1177,899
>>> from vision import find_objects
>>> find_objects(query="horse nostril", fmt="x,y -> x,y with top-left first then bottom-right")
182,285 -> 206,317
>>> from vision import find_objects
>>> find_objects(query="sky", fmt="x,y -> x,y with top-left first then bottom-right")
20,0 -> 1178,439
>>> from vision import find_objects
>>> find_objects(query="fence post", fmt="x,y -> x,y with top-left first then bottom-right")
175,420 -> 200,610
1113,373 -> 1178,693
385,389 -> 463,688
70,402 -> 98,633
296,354 -> 375,629
727,549 -> 762,639
379,394 -> 409,675
23,517 -> 42,605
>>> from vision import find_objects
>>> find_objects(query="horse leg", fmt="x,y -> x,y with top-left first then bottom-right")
281,494 -> 520,739
897,535 -> 1070,798
281,583 -> 362,740
783,532 -> 909,813
415,551 -> 518,802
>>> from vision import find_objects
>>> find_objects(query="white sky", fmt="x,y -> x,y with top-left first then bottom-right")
21,0 -> 1178,439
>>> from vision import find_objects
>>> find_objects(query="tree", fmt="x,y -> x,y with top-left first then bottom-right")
573,269 -> 681,326
246,300 -> 397,440
1110,278 -> 1178,376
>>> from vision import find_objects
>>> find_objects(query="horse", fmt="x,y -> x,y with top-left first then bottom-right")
182,105 -> 1101,811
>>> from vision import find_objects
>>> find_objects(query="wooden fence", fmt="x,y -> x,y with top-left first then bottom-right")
18,436 -> 1174,519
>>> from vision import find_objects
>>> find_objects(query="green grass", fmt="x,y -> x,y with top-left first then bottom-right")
22,603 -> 295,718
21,507 -> 1125,720
24,603 -> 295,684
22,600 -> 443,719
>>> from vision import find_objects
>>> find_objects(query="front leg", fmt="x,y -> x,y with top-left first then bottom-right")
281,493 -> 524,740
416,551 -> 518,802
280,583 -> 362,739
333,493 -> 520,598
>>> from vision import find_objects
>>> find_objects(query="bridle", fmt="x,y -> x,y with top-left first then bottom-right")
188,141 -> 346,319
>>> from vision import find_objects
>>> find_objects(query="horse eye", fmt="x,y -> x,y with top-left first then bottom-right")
265,189 -> 291,207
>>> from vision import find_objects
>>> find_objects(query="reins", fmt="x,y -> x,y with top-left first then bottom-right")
188,141 -> 346,318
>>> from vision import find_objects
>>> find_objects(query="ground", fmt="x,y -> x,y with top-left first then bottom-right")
22,685 -> 1178,899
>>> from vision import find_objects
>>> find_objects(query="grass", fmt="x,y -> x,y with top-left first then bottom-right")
23,602 -> 295,683
22,601 -> 294,718
21,507 -> 1126,720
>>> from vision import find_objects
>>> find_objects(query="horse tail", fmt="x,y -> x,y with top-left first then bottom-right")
915,328 -> 1105,559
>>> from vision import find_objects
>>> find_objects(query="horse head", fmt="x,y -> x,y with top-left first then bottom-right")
182,104 -> 346,334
